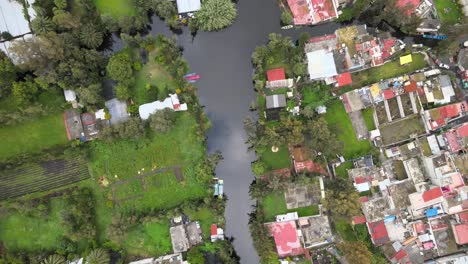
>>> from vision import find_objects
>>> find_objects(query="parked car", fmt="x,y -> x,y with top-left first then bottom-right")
439,63 -> 450,69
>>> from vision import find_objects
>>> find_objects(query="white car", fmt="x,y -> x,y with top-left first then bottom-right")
439,63 -> 450,69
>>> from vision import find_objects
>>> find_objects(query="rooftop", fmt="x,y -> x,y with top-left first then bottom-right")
284,181 -> 321,209
176,0 -> 201,14
306,49 -> 337,80
336,72 -> 352,87
362,197 -> 388,222
266,94 -> 287,109
367,220 -> 390,246
266,221 -> 303,257
387,180 -> 416,209
298,215 -> 333,248
267,68 -> 286,82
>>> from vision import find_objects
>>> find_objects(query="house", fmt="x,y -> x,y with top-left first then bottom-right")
298,215 -> 333,248
170,218 -> 203,253
306,49 -> 337,80
0,0 -> 36,57
424,102 -> 468,131
286,0 -> 338,25
335,72 -> 352,87
284,181 -> 323,210
443,123 -> 468,152
170,224 -> 190,253
265,68 -> 294,89
64,109 -> 84,141
367,220 -> 390,246
265,220 -> 304,257
362,197 -> 389,223
64,90 -> 77,105
185,221 -> 203,246
175,0 -> 201,14
210,224 -> 224,242
139,94 -> 188,120
266,94 -> 287,109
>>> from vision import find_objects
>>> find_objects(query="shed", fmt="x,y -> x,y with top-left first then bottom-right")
64,89 -> 77,102
176,0 -> 201,14
267,68 -> 286,82
336,72 -> 352,87
266,94 -> 287,109
400,54 -> 413,65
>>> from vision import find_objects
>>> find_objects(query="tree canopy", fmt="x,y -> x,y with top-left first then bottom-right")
195,0 -> 237,31
338,241 -> 372,264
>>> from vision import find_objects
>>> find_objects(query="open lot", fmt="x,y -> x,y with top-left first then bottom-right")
0,113 -> 68,161
434,0 -> 462,24
262,192 -> 319,222
362,108 -> 376,131
325,100 -> 373,159
380,115 -> 426,145
89,112 -> 209,214
258,145 -> 291,170
93,0 -> 135,18
334,161 -> 353,179
134,50 -> 178,104
349,53 -> 427,89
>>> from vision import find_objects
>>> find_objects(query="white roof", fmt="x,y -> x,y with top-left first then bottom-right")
64,90 -> 76,102
307,50 -> 337,80
0,0 -> 34,37
354,182 -> 370,192
176,0 -> 201,13
128,258 -> 154,264
427,135 -> 441,155
138,94 -> 187,120
95,109 -> 105,120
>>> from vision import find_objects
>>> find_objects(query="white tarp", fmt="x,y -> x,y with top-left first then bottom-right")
307,49 -> 337,80
139,94 -> 187,120
176,0 -> 201,14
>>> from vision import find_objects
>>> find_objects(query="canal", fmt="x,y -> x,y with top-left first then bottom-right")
108,0 -> 423,262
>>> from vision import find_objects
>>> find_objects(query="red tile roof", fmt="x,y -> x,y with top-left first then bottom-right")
309,34 -> 336,43
352,215 -> 367,225
459,212 -> 468,223
211,224 -> 217,236
441,104 -> 462,119
310,0 -> 338,23
336,72 -> 352,87
422,187 -> 443,202
383,89 -> 395,100
453,223 -> 468,245
414,222 -> 426,233
367,220 -> 389,246
382,38 -> 397,60
445,130 -> 462,152
267,68 -> 286,82
404,81 -> 417,93
359,196 -> 369,203
267,221 -> 303,257
396,0 -> 421,15
354,176 -> 372,184
457,124 -> 468,138
393,249 -> 408,261
287,0 -> 312,25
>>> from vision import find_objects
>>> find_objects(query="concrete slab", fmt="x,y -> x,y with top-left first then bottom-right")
396,95 -> 405,118
384,99 -> 392,122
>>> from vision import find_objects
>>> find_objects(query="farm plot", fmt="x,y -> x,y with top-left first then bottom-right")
388,98 -> 400,120
400,93 -> 415,116
375,103 -> 388,125
0,159 -> 90,200
380,115 -> 426,145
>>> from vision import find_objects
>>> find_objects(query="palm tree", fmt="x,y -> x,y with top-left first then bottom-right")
85,248 -> 110,264
195,0 -> 237,31
31,16 -> 55,34
80,24 -> 104,49
41,255 -> 66,264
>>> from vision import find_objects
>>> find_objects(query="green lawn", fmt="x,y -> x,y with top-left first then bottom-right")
262,192 -> 319,222
350,53 -> 427,89
334,161 -> 353,180
434,0 -> 462,24
124,220 -> 172,256
258,145 -> 291,170
89,112 -> 209,214
0,198 -> 66,252
325,100 -> 373,159
0,113 -> 68,161
134,51 -> 178,104
362,108 -> 376,131
93,0 -> 135,18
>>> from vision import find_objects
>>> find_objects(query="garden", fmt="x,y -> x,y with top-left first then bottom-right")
93,0 -> 135,18
434,0 -> 462,25
325,100 -> 373,159
261,192 -> 319,222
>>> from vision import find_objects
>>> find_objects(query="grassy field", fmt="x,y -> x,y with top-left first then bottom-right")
258,145 -> 291,170
262,192 -> 319,222
434,0 -> 462,24
0,113 -> 68,161
334,161 -> 353,180
134,50 -> 178,104
380,115 -> 426,145
325,100 -> 373,159
362,108 -> 376,131
94,0 -> 135,18
124,220 -> 172,256
349,53 -> 427,89
89,112 -> 208,213
0,198 -> 66,252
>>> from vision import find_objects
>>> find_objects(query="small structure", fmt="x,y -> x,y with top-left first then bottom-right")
185,221 -> 203,246
139,94 -> 188,120
105,98 -> 129,124
276,212 -> 299,223
210,224 -> 224,242
176,0 -> 201,14
400,54 -> 413,65
315,105 -> 327,114
265,94 -> 287,109
336,72 -> 352,87
306,49 -> 337,80
63,109 -> 84,141
298,215 -> 333,248
213,178 -> 224,197
265,221 -> 304,257
266,68 -> 294,89
63,90 -> 78,108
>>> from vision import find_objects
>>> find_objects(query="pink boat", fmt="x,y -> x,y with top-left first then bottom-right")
184,74 -> 200,81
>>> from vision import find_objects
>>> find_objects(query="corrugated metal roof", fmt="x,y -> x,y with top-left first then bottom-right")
176,0 -> 201,14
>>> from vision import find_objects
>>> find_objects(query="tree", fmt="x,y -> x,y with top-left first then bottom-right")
152,0 -> 177,20
11,79 -> 39,104
0,55 -> 19,98
31,16 -> 55,34
100,117 -> 145,142
41,255 -> 66,264
107,52 -> 134,83
80,24 -> 104,49
76,84 -> 102,106
281,116 -> 304,145
195,0 -> 237,31
338,241 -> 372,264
115,83 -> 131,100
148,108 -> 176,133
187,246 -> 205,264
280,11 -> 293,25
322,179 -> 361,217
305,117 -> 342,159
85,249 -> 110,264
0,31 -> 13,41
251,160 -> 267,176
